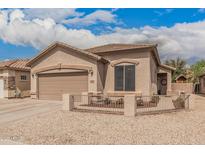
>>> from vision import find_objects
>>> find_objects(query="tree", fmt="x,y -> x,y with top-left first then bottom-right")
184,68 -> 193,82
191,60 -> 205,83
164,57 -> 187,82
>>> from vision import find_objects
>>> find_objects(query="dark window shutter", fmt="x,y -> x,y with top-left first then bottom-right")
115,65 -> 124,91
125,65 -> 135,91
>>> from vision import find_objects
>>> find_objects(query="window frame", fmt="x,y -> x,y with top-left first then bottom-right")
114,63 -> 135,91
20,75 -> 27,81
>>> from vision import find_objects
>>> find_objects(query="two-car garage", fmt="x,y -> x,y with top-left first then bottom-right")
26,42 -> 105,101
38,72 -> 88,100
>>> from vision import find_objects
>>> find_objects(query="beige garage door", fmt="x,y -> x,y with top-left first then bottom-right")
38,72 -> 88,100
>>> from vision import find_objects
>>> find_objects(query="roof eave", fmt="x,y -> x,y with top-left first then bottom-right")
26,42 -> 58,67
99,57 -> 109,64
26,42 -> 106,67
160,64 -> 176,71
88,45 -> 157,54
0,66 -> 30,72
152,45 -> 161,66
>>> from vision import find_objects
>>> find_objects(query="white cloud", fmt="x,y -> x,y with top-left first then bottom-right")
63,10 -> 117,26
23,8 -> 84,23
1,9 -> 205,63
10,9 -> 25,21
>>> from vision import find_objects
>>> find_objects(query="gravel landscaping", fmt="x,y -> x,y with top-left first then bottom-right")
0,95 -> 205,144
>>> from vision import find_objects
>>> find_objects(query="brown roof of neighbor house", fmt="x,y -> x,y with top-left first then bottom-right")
175,74 -> 187,81
0,59 -> 30,71
26,42 -> 108,66
85,43 -> 157,53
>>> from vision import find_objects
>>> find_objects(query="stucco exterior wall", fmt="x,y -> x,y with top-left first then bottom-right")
30,46 -> 100,98
0,69 -> 30,98
0,69 -> 15,98
171,83 -> 193,94
15,71 -> 31,97
0,70 -> 5,98
98,48 -> 152,96
29,44 -> 173,98
150,52 -> 158,95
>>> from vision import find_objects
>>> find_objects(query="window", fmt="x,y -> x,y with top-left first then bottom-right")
21,75 -> 27,81
114,64 -> 135,91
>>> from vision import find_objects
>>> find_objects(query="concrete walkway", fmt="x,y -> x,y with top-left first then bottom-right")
0,98 -> 62,125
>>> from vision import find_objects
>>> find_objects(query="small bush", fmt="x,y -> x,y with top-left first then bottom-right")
172,97 -> 185,109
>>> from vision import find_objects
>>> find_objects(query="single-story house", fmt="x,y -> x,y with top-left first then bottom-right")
175,74 -> 188,83
0,59 -> 31,98
26,42 -> 175,100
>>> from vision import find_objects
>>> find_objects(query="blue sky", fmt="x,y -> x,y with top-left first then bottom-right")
0,8 -> 205,64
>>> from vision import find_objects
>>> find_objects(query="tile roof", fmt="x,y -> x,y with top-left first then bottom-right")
0,59 -> 30,71
85,43 -> 157,53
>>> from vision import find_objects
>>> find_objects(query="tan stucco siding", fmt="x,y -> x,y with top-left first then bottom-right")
30,46 -> 99,98
0,69 -> 30,98
150,52 -> 158,95
101,49 -> 152,96
0,70 -> 5,98
0,69 -> 15,98
15,71 -> 30,97
1,69 -> 15,77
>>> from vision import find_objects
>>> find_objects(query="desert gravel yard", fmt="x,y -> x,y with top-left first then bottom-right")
0,95 -> 205,144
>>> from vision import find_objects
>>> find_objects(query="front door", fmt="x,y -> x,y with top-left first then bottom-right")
157,73 -> 167,95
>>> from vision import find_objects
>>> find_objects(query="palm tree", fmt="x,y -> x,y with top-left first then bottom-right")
164,57 -> 187,82
165,57 -> 186,70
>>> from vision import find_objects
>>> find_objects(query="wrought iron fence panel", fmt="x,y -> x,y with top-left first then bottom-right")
72,94 -> 124,114
135,94 -> 189,115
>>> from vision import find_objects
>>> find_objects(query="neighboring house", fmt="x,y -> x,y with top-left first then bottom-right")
0,59 -> 30,98
26,42 -> 175,100
199,73 -> 205,94
175,74 -> 188,83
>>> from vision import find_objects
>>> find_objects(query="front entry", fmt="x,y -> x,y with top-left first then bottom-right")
157,73 -> 167,95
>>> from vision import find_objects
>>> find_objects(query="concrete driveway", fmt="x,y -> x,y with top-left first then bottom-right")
0,98 -> 62,125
